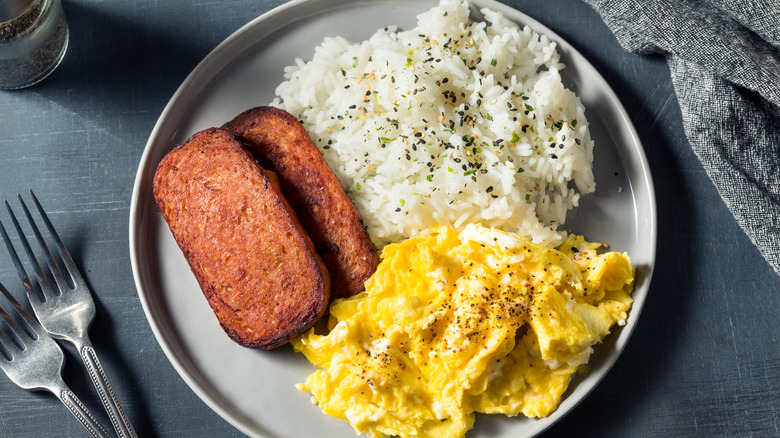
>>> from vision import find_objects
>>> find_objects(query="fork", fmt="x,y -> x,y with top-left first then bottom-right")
0,280 -> 111,437
1,191 -> 138,438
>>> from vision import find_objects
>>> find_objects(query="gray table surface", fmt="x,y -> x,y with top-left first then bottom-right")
1,0 -> 778,437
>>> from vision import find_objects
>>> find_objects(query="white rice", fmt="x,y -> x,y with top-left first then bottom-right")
272,0 -> 595,248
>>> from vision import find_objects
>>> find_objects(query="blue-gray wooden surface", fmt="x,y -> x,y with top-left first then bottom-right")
0,0 -> 777,437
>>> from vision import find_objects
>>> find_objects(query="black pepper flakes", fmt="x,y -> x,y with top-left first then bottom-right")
0,0 -> 69,89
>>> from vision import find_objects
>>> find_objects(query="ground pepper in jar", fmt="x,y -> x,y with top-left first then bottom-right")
0,0 -> 68,89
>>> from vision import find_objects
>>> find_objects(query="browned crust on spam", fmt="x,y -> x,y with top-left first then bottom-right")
153,128 -> 330,349
223,106 -> 378,300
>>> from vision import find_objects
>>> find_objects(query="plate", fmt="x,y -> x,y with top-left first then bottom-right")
129,0 -> 656,437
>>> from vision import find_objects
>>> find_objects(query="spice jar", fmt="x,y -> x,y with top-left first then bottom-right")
0,0 -> 68,89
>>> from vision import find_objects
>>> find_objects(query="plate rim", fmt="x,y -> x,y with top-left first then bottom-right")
129,0 -> 657,436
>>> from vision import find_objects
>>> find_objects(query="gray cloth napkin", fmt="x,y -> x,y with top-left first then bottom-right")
582,0 -> 780,277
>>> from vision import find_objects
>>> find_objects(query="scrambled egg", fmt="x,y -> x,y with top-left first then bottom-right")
291,224 -> 635,438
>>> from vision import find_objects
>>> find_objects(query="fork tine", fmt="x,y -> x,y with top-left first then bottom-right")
17,194 -> 63,281
28,190 -> 85,286
0,319 -> 19,363
3,200 -> 56,302
0,298 -> 25,357
0,211 -> 39,302
0,280 -> 45,345
4,195 -> 63,300
0,320 -> 15,358
24,191 -> 84,292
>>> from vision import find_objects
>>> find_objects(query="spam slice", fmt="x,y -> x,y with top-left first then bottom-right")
153,128 -> 330,349
223,106 -> 378,300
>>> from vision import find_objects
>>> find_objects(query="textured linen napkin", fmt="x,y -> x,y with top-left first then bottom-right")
582,0 -> 780,277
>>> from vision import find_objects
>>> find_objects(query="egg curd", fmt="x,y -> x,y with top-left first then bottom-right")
291,224 -> 635,438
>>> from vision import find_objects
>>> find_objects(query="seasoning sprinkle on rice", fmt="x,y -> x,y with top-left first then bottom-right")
273,0 -> 595,248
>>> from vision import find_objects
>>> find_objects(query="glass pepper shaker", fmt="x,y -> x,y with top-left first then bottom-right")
0,0 -> 69,89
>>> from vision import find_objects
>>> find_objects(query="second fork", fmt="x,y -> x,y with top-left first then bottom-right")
0,280 -> 112,438
1,191 -> 138,438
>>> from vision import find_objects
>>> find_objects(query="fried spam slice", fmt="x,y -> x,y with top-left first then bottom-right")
153,127 -> 330,349
223,106 -> 378,300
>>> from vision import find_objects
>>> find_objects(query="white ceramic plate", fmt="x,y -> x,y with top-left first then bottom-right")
129,1 -> 656,437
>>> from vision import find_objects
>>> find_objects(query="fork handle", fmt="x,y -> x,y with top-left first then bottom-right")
80,345 -> 139,438
59,389 -> 113,438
